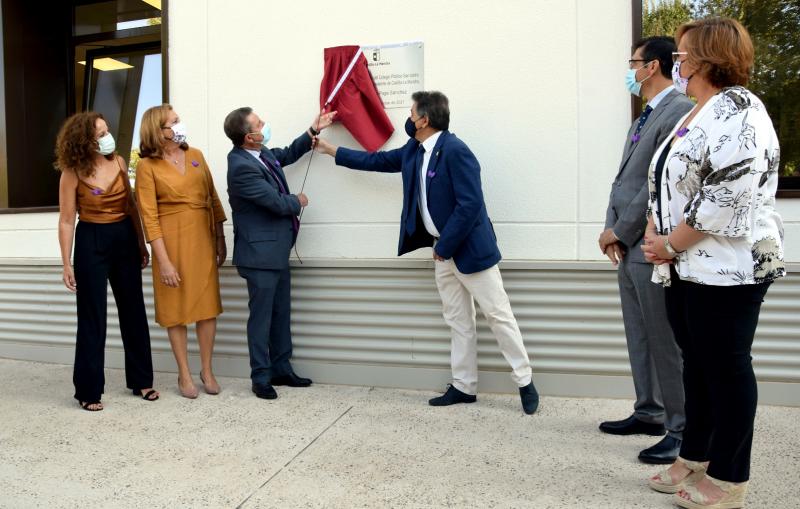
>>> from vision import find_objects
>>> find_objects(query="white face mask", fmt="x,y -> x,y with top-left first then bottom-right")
96,133 -> 115,155
168,122 -> 187,144
671,60 -> 692,95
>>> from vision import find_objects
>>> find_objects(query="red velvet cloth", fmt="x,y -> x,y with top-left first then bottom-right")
320,45 -> 394,151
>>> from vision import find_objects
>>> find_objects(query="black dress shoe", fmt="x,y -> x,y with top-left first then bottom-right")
271,372 -> 312,387
428,385 -> 477,406
519,382 -> 539,415
252,383 -> 278,400
639,435 -> 681,464
598,414 -> 666,436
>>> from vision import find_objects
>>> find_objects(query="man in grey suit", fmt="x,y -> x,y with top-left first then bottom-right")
224,107 -> 335,400
598,37 -> 693,464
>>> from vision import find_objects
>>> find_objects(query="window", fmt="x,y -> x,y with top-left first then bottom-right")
0,0 -> 167,211
637,0 -> 800,196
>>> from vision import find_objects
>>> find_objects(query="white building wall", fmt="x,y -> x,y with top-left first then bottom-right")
0,0 -> 797,263
1,1 -> 798,403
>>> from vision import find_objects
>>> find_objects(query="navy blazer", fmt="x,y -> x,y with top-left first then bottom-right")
227,132 -> 312,270
336,131 -> 501,274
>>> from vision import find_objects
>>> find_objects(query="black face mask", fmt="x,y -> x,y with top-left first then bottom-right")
404,117 -> 418,138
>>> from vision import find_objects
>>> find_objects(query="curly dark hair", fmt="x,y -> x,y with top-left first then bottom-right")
54,111 -> 114,178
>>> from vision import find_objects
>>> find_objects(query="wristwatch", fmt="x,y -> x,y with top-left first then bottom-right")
308,125 -> 320,136
663,237 -> 680,258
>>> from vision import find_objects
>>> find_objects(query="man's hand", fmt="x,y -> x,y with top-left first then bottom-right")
313,109 -> 338,131
598,228 -> 618,253
604,243 -> 625,266
315,138 -> 338,157
297,193 -> 309,207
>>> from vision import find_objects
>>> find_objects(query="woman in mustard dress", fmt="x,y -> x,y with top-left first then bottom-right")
135,104 -> 227,399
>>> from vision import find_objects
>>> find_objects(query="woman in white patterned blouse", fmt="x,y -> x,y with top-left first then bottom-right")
641,17 -> 785,509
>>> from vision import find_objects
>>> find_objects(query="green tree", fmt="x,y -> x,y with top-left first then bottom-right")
643,0 -> 800,176
128,150 -> 140,185
691,0 -> 800,176
643,0 -> 693,38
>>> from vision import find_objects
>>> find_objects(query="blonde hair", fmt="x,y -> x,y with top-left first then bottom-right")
676,17 -> 754,88
138,103 -> 188,159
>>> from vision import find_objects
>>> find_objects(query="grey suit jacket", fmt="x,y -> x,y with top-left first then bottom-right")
227,132 -> 312,270
605,89 -> 693,263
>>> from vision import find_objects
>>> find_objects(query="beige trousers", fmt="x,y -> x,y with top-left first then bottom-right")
434,259 -> 532,395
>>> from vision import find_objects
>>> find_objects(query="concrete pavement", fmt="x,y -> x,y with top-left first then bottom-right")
0,358 -> 797,508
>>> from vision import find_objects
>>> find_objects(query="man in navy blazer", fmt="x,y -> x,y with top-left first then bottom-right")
224,106 -> 335,400
316,91 -> 539,414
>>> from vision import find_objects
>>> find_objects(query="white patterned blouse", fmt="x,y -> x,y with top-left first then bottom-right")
647,86 -> 785,287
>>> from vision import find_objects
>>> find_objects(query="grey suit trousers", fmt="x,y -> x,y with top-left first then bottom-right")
237,266 -> 294,385
617,255 -> 685,438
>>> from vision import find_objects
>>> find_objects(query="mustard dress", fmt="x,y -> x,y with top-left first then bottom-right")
135,147 -> 227,327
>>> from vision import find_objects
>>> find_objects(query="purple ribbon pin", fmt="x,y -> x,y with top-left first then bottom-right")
676,127 -> 689,138
191,160 -> 199,167
427,151 -> 440,177
91,188 -> 103,195
631,134 -> 641,143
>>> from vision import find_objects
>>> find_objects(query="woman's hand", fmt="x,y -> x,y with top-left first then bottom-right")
216,236 -> 227,267
159,260 -> 181,287
641,234 -> 675,265
62,265 -> 77,292
139,244 -> 150,269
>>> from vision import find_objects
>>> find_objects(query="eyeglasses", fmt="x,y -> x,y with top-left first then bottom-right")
672,52 -> 688,63
628,59 -> 648,66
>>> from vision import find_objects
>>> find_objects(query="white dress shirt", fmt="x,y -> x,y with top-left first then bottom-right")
419,131 -> 442,237
246,148 -> 267,168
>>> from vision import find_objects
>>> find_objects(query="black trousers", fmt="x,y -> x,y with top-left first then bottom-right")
664,268 -> 770,482
73,217 -> 154,402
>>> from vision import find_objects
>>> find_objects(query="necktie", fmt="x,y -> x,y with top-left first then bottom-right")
259,152 -> 299,237
631,105 -> 653,143
405,145 -> 426,235
417,144 -> 427,203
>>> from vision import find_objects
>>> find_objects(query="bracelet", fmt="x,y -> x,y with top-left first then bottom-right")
663,237 -> 679,258
308,125 -> 320,136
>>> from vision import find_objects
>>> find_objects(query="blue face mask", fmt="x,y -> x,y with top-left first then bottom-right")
625,63 -> 651,97
260,123 -> 271,145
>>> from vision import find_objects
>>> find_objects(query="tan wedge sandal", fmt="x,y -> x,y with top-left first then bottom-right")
674,475 -> 748,509
648,456 -> 708,494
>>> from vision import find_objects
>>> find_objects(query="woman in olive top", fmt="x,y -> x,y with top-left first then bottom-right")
56,111 -> 159,411
135,104 -> 227,399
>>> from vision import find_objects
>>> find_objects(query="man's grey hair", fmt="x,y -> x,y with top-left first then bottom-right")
223,107 -> 253,146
